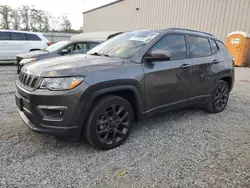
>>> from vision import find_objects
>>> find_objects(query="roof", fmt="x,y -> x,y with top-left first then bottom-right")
70,31 -> 122,42
82,0 -> 123,14
227,31 -> 250,38
0,29 -> 42,35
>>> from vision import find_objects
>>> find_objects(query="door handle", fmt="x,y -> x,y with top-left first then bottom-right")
212,60 -> 220,64
180,64 -> 191,68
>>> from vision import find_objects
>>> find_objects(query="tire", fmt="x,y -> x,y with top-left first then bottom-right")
84,95 -> 134,150
205,80 -> 229,113
17,66 -> 21,74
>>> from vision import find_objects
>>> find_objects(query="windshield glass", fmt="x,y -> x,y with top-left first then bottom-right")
45,41 -> 70,52
87,30 -> 160,59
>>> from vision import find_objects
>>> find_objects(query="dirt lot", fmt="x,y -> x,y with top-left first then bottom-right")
0,65 -> 250,188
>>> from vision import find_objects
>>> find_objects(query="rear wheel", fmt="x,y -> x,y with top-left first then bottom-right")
205,80 -> 229,113
84,95 -> 134,150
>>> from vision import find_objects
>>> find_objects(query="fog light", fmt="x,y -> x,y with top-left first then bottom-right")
38,105 -> 67,121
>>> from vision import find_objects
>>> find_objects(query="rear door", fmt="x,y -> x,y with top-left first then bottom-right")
26,33 -> 43,50
0,31 -> 11,60
9,32 -> 29,59
143,34 -> 192,112
187,35 -> 214,103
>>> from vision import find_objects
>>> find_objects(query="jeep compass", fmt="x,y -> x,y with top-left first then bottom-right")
15,28 -> 234,149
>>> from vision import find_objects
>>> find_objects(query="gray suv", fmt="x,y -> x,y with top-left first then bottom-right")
15,28 -> 234,149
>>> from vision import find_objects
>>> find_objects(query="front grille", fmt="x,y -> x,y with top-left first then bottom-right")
16,56 -> 23,65
18,71 -> 41,91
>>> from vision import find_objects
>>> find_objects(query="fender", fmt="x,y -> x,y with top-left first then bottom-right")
211,69 -> 234,94
75,84 -> 144,129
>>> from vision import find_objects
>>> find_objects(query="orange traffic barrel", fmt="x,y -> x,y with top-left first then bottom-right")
226,31 -> 250,66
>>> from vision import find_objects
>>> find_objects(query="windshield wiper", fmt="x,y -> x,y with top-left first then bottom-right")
89,52 -> 109,57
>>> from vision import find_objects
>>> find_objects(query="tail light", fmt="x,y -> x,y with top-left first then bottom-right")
46,42 -> 51,46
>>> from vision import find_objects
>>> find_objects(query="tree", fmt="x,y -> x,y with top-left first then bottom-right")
60,13 -> 72,32
0,5 -> 12,29
10,9 -> 21,30
20,5 -> 30,30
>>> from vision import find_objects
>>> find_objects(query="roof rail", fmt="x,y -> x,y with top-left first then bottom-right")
168,28 -> 214,36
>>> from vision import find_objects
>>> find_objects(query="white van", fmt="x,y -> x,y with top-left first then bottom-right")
0,30 -> 50,62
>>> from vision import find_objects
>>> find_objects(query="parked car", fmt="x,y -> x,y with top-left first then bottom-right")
16,31 -> 122,73
0,30 -> 50,63
15,28 -> 234,150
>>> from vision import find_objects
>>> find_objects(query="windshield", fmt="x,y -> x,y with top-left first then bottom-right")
45,41 -> 70,52
87,30 -> 160,59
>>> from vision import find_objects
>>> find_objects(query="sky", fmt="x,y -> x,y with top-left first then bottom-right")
1,0 -> 116,29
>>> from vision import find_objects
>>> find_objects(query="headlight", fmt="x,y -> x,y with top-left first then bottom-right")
40,77 -> 85,91
20,58 -> 37,65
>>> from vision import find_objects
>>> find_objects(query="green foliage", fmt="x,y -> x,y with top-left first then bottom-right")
0,4 -> 81,33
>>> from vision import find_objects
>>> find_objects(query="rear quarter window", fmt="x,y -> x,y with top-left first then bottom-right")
26,34 -> 41,41
216,41 -> 227,51
210,39 -> 219,53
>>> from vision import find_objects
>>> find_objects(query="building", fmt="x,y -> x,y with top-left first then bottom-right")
82,0 -> 250,41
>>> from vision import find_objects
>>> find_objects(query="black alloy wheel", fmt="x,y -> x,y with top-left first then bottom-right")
214,84 -> 229,111
96,104 -> 130,145
84,95 -> 134,150
205,80 -> 229,113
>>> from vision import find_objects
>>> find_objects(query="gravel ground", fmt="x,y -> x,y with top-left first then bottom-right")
0,65 -> 250,188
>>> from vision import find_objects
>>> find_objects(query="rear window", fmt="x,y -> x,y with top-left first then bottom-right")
26,33 -> 41,41
189,36 -> 211,57
0,32 -> 10,40
10,32 -> 26,41
210,39 -> 219,53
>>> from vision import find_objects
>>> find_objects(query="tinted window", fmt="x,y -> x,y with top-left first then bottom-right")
0,32 -> 10,40
11,32 -> 26,41
26,33 -> 41,41
210,39 -> 219,53
151,34 -> 187,60
217,41 -> 227,51
88,42 -> 99,50
189,36 -> 211,57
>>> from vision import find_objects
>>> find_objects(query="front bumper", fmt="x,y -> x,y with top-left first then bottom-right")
15,80 -> 89,138
19,110 -> 80,137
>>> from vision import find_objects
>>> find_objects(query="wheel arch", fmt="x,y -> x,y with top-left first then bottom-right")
76,85 -> 144,130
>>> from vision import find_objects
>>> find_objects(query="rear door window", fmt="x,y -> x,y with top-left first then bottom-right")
210,39 -> 219,54
26,34 -> 41,41
10,32 -> 26,41
188,36 -> 211,57
0,32 -> 10,40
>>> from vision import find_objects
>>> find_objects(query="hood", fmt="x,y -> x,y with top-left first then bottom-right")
17,50 -> 50,59
23,54 -> 124,77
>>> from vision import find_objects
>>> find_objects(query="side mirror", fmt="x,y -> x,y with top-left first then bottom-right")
61,49 -> 69,55
145,50 -> 171,61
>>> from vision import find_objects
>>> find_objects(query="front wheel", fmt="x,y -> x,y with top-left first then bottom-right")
205,80 -> 229,113
84,95 -> 134,150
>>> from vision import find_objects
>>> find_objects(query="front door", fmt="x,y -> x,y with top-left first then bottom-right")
143,34 -> 192,113
8,32 -> 29,59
